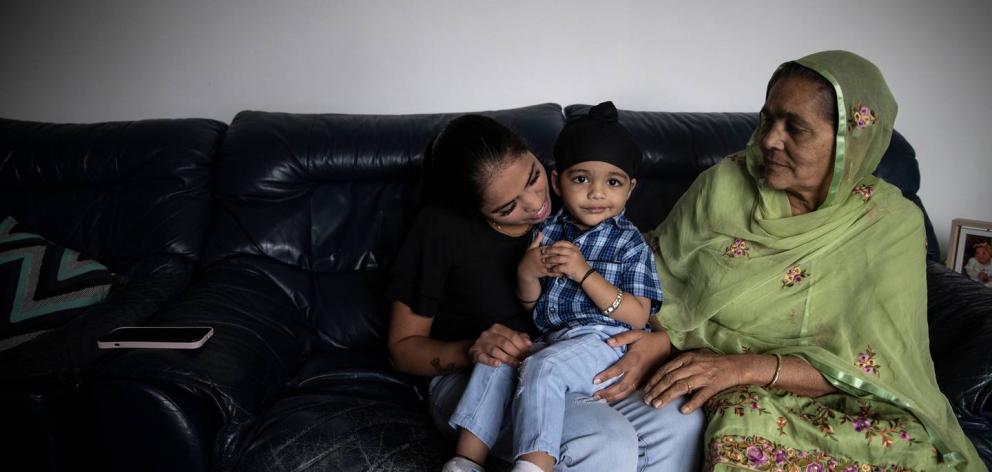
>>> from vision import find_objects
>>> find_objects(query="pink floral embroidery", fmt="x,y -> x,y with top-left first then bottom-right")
852,416 -> 872,432
841,401 -> 917,448
856,345 -> 881,376
708,387 -> 927,468
850,103 -> 877,129
706,386 -> 768,417
724,238 -> 750,258
708,435 -> 920,472
852,184 -> 874,202
782,266 -> 809,287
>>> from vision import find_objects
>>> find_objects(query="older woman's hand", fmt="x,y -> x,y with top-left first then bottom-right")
468,323 -> 533,368
592,330 -> 671,402
642,350 -> 749,414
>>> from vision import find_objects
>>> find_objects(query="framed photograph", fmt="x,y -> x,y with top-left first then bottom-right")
947,218 -> 992,287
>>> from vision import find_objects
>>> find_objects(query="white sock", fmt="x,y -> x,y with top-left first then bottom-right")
511,459 -> 545,472
441,456 -> 485,472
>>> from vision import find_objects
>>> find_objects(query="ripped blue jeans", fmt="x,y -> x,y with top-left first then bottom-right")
449,324 -> 627,462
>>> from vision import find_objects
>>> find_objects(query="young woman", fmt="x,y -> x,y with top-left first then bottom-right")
387,114 -> 702,471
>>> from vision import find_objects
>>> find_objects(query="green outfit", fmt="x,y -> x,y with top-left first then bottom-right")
651,50 -> 984,471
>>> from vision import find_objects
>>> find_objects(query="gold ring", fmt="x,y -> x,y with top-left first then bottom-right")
684,381 -> 693,394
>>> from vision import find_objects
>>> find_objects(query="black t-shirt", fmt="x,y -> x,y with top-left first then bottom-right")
388,205 -> 537,342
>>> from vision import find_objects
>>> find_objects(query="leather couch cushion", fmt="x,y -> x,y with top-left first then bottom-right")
233,350 -> 442,472
206,104 -> 565,350
231,387 -> 445,472
287,348 -> 405,391
925,261 -> 992,459
0,117 -> 226,272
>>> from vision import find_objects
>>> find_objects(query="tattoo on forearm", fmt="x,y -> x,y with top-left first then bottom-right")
430,357 -> 458,375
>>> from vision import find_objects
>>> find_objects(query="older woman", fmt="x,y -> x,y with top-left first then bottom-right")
643,51 -> 983,470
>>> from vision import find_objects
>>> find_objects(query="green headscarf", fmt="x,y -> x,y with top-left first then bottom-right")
652,51 -> 982,469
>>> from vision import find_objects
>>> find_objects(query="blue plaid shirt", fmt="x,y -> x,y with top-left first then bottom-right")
532,208 -> 663,333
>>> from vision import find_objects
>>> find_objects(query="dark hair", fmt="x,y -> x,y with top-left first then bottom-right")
768,62 -> 838,130
422,114 -> 531,212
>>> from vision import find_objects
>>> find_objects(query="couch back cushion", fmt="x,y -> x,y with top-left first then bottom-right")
0,118 -> 226,273
564,106 -> 939,260
206,104 -> 564,349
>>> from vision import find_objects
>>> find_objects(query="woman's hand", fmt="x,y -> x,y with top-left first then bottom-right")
642,350 -> 748,414
468,323 -> 533,368
591,330 -> 671,402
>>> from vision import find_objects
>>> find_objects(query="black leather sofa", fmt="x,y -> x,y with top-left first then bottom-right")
3,104 -> 988,471
0,117 -> 226,470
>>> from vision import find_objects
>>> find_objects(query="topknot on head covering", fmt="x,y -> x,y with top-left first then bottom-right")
553,101 -> 642,177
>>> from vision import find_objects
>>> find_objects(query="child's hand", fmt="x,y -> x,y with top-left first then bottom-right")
543,241 -> 590,281
518,232 -> 553,281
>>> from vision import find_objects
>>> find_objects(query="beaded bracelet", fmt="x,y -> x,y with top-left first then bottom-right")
602,289 -> 623,316
765,353 -> 783,388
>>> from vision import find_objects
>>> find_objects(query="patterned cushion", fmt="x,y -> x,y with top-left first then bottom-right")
0,216 -> 117,339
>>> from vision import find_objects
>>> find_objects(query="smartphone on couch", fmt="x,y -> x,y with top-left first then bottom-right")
97,326 -> 213,349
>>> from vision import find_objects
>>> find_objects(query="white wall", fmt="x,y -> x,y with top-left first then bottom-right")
2,0 -> 990,257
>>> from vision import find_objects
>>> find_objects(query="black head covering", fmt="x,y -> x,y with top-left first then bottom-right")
553,101 -> 642,177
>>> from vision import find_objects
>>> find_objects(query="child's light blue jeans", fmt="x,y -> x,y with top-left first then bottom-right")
449,324 -> 628,462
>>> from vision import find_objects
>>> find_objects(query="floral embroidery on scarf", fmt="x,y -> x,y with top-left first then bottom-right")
796,404 -> 837,439
706,386 -> 768,417
776,416 -> 788,435
839,401 -> 918,448
724,238 -> 750,258
856,345 -> 881,376
709,387 -> 926,464
852,184 -> 874,202
850,103 -> 877,129
707,435 -> 920,472
782,266 -> 809,287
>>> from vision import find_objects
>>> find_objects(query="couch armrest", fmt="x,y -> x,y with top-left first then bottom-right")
0,254 -> 197,471
926,260 -> 992,459
93,255 -> 316,469
230,379 -> 445,472
90,378 -> 220,472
